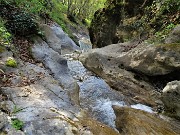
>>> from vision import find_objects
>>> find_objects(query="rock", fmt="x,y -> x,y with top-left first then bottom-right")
162,81 -> 180,119
7,129 -> 25,135
51,24 -> 80,54
117,43 -> 180,76
165,25 -> 180,44
89,7 -> 121,48
0,111 -> 8,130
32,37 -> 80,105
89,0 -> 153,48
39,24 -> 62,54
40,24 -> 80,55
113,106 -> 180,135
80,42 -> 160,107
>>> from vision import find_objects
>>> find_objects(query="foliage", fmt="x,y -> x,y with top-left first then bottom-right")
5,11 -> 38,36
5,57 -> 17,68
126,0 -> 180,43
155,23 -> 176,42
62,0 -> 106,21
0,18 -> 11,47
11,118 -> 24,130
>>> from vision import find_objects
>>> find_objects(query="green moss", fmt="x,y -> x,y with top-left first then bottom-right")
156,43 -> 180,52
0,46 -> 5,53
5,57 -> 17,68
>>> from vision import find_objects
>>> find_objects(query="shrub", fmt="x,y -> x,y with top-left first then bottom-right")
5,11 -> 38,36
11,118 -> 24,130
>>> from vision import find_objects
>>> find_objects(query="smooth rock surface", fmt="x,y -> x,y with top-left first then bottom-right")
113,106 -> 180,135
32,37 -> 80,105
117,43 -> 180,76
162,81 -> 180,119
40,24 -> 80,54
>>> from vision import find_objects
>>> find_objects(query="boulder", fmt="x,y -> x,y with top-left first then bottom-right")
117,43 -> 180,76
39,24 -> 62,54
113,106 -> 180,135
165,25 -> 180,44
40,24 -> 80,55
89,0 -> 153,48
51,24 -> 80,54
162,81 -> 180,119
80,42 -> 160,107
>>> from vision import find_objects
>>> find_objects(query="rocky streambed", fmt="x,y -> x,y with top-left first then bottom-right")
0,24 -> 180,135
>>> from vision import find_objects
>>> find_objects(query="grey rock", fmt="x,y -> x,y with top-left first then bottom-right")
0,111 -> 8,130
117,43 -> 180,76
165,25 -> 180,44
51,24 -> 80,54
40,24 -> 62,54
32,37 -> 80,105
40,24 -> 80,55
7,128 -> 25,135
162,81 -> 180,119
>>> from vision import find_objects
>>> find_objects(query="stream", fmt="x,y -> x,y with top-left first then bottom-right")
63,33 -> 153,129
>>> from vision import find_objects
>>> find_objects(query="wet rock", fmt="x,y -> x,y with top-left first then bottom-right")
80,42 -> 160,107
79,76 -> 127,128
113,106 -> 180,135
165,25 -> 180,44
162,81 -> 180,119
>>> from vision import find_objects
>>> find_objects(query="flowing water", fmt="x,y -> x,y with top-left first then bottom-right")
63,36 -> 153,129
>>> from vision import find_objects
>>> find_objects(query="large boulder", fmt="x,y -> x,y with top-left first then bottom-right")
165,25 -> 180,44
80,42 -> 160,107
40,24 -> 80,54
113,106 -> 180,135
162,81 -> 180,119
117,43 -> 180,76
89,0 -> 153,48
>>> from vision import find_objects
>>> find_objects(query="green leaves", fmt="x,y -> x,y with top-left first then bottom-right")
11,118 -> 24,130
0,19 -> 11,46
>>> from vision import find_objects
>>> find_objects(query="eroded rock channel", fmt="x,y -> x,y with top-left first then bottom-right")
0,24 -> 180,135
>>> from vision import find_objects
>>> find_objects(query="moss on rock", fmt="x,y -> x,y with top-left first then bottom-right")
156,43 -> 180,52
5,57 -> 17,68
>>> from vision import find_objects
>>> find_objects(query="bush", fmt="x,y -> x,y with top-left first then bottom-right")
11,118 -> 24,130
5,11 -> 38,36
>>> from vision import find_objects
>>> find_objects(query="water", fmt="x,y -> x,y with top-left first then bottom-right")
65,33 -> 153,128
